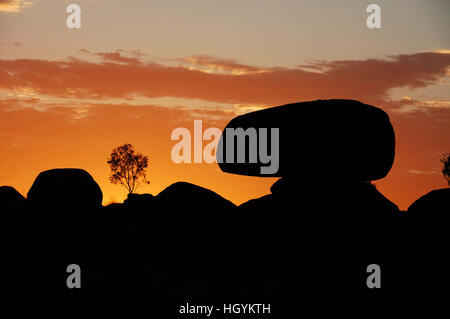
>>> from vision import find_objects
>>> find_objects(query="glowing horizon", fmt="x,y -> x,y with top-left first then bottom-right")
1,0 -> 449,210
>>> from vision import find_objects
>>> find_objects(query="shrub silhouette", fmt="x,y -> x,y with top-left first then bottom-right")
107,143 -> 149,194
441,152 -> 450,186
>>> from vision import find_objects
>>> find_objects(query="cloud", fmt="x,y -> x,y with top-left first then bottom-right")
122,49 -> 146,58
0,97 -> 237,125
175,55 -> 266,75
408,169 -> 439,175
0,42 -> 22,47
0,0 -> 35,12
387,97 -> 450,113
79,49 -> 141,64
434,49 -> 450,54
1,51 -> 449,107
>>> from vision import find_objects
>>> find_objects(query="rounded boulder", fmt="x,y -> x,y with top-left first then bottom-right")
27,168 -> 103,209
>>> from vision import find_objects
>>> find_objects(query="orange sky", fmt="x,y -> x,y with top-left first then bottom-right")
1,1 -> 449,210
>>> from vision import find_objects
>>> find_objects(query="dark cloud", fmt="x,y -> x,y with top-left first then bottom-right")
1,51 -> 449,107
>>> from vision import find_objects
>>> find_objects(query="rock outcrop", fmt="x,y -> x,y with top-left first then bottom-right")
124,193 -> 154,210
0,185 -> 26,213
407,188 -> 449,218
27,168 -> 103,210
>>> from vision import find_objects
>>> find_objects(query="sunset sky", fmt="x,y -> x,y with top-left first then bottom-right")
1,0 -> 449,209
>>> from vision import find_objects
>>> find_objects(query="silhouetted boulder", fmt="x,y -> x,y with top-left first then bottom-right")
407,188 -> 449,218
156,182 -> 235,212
103,202 -> 123,212
0,186 -> 28,296
124,193 -> 154,209
153,181 -> 236,236
148,182 -> 236,268
0,185 -> 27,228
27,168 -> 103,209
402,188 -> 450,295
218,99 -> 395,181
0,185 -> 26,211
22,170 -> 147,297
404,188 -> 448,255
236,177 -> 402,296
241,177 -> 399,218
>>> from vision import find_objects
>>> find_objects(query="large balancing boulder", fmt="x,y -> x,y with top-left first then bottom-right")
27,168 -> 103,210
217,99 -> 395,181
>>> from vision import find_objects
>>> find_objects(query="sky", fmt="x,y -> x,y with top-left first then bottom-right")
1,0 -> 449,209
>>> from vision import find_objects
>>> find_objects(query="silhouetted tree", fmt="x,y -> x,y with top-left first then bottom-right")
107,144 -> 149,194
441,152 -> 450,186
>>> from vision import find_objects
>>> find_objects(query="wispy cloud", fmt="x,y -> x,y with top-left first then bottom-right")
174,55 -> 267,75
0,0 -> 35,13
391,97 -> 450,113
79,49 -> 142,65
408,169 -> 439,175
1,51 -> 449,106
0,42 -> 22,47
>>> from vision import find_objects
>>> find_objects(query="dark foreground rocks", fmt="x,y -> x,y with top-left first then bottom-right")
0,100 -> 443,301
0,185 -> 26,210
0,174 -> 443,300
217,100 -> 404,298
407,188 -> 449,217
0,186 -> 27,296
402,188 -> 450,296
